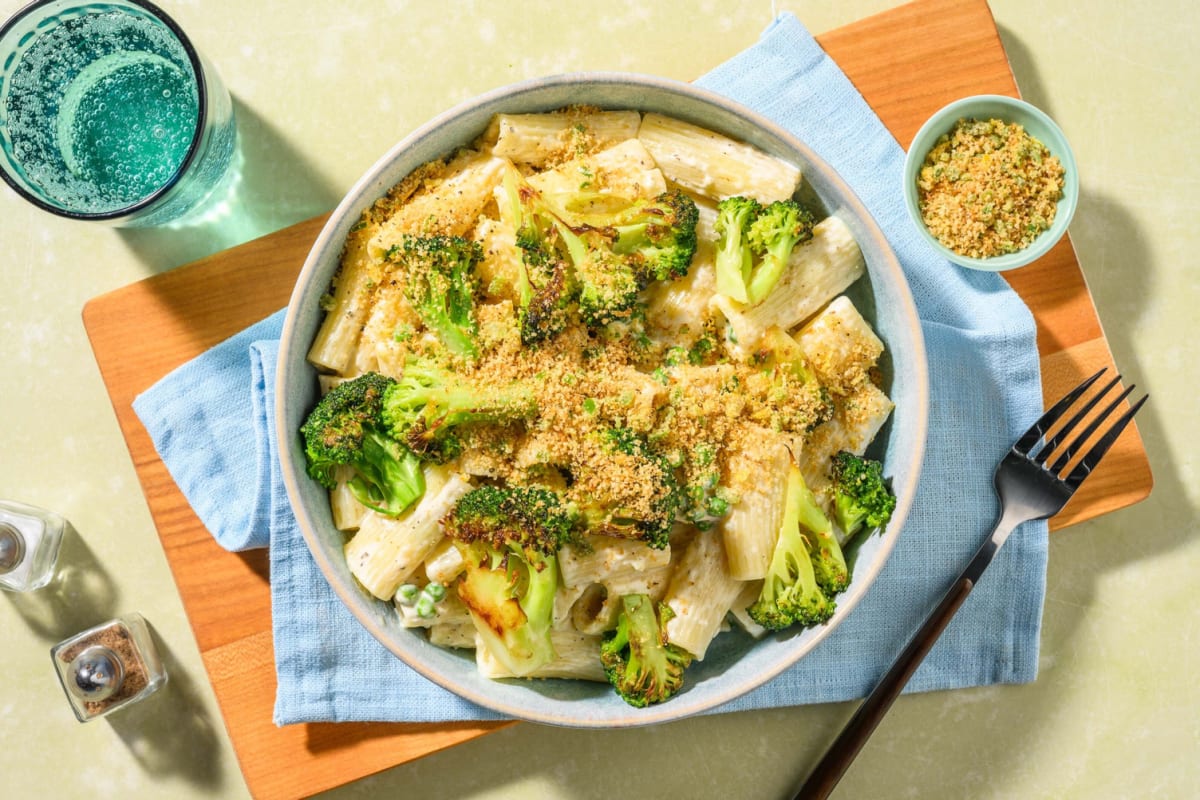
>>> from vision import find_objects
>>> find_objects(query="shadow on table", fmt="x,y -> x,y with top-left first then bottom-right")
116,96 -> 343,273
938,19 -> 1196,800
3,522 -> 120,642
1000,21 -> 1192,550
106,622 -> 227,792
5,527 -> 226,789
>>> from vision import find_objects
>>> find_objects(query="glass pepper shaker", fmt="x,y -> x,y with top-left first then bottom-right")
0,500 -> 65,592
50,613 -> 168,722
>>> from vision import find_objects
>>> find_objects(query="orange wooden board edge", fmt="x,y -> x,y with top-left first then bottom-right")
80,1 -> 1151,798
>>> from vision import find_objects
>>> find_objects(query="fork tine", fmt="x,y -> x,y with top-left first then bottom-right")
1013,368 -> 1107,455
1063,394 -> 1149,490
1047,384 -> 1137,474
1033,373 -> 1124,465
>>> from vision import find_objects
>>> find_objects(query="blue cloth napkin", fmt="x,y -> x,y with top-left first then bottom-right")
133,13 -> 1047,724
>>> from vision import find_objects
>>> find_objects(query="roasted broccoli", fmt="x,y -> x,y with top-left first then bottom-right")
603,188 -> 700,282
793,461 -> 850,596
505,165 -> 700,332
600,593 -> 692,708
553,218 -> 643,327
299,372 -> 425,517
385,234 -> 483,359
830,450 -> 897,541
443,485 -> 575,676
592,426 -> 684,549
559,189 -> 699,325
679,441 -> 734,531
745,200 -> 816,304
502,168 -> 576,344
381,355 -> 536,462
713,196 -> 816,306
747,462 -> 836,630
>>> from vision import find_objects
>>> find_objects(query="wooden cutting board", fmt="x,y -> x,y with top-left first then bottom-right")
81,0 -> 1152,797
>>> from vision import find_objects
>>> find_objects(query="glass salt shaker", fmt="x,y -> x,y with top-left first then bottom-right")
0,500 -> 65,592
50,613 -> 168,722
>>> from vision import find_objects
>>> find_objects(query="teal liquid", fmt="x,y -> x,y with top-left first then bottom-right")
3,10 -> 199,213
57,51 -> 197,205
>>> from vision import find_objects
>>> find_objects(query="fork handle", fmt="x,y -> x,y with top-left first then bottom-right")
793,575 -> 976,799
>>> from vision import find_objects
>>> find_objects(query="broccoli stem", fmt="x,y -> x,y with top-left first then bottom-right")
456,544 -> 559,677
601,593 -> 691,707
747,463 -> 835,630
793,468 -> 849,595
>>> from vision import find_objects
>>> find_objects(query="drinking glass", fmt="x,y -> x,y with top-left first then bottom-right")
0,0 -> 236,226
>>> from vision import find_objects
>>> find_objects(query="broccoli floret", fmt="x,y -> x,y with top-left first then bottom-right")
513,224 -> 574,345
507,168 -> 699,331
594,427 -> 684,549
744,200 -> 816,304
792,461 -> 850,596
676,441 -> 734,531
299,372 -> 425,517
444,485 -> 574,676
385,234 -> 483,360
381,355 -> 536,462
830,451 -> 897,541
713,196 -> 761,304
606,188 -> 700,282
553,218 -> 642,327
600,593 -> 692,708
552,190 -> 699,326
747,462 -> 836,630
713,197 -> 817,306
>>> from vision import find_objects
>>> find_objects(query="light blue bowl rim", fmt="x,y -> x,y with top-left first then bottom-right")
276,71 -> 930,728
902,94 -> 1078,272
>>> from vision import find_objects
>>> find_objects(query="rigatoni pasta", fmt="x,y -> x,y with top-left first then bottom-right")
343,469 -> 472,600
299,106 -> 897,708
489,109 -> 642,166
662,528 -> 746,661
637,112 -> 801,203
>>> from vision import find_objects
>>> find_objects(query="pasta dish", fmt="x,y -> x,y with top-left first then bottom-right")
300,107 -> 896,707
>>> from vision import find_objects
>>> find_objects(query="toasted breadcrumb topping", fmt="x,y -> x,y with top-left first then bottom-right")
917,118 -> 1064,259
339,109 -> 884,542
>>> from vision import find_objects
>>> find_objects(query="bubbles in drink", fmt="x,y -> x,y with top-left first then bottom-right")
2,9 -> 200,213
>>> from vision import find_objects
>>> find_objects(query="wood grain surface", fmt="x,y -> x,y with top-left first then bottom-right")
81,0 -> 1152,797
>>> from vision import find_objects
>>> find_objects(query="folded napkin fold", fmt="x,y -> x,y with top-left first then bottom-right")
133,13 -> 1046,725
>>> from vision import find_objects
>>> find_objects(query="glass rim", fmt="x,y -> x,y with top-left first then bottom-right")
0,0 -> 211,221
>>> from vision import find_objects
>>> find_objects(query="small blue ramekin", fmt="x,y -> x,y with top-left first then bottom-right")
902,94 -> 1078,272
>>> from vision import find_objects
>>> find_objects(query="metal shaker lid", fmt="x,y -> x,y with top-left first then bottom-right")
0,522 -> 25,574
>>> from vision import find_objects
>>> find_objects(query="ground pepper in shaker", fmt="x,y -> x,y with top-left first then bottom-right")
50,613 -> 167,722
0,500 -> 65,592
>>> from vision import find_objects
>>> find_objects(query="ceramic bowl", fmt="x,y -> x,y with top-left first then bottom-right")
902,94 -> 1078,271
276,73 -> 929,727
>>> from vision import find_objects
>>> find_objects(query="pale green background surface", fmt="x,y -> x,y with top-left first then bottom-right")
1,1 -> 1196,798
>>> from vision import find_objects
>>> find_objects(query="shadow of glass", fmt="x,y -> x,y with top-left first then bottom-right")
116,96 -> 343,273
4,522 -> 121,641
105,622 -> 226,792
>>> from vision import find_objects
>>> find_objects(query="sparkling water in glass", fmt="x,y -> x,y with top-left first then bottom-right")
0,0 -> 236,226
